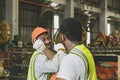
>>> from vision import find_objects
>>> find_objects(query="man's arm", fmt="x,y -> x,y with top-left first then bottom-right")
43,43 -> 66,59
33,39 -> 55,59
43,48 -> 55,59
56,78 -> 65,80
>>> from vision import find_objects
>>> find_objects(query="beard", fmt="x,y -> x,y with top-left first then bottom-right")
45,43 -> 52,49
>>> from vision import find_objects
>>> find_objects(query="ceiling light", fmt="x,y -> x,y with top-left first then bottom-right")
107,18 -> 111,20
50,2 -> 58,7
84,11 -> 89,14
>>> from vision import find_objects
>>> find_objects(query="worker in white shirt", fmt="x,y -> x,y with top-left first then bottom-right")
56,18 -> 97,80
27,27 -> 66,80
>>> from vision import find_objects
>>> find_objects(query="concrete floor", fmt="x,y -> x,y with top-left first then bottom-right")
0,75 -> 27,80
0,74 -> 27,80
0,78 -> 9,80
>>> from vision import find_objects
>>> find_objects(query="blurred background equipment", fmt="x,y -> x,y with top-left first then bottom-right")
0,0 -> 120,80
54,27 -> 87,44
54,29 -> 61,44
0,20 -> 10,45
0,20 -> 11,78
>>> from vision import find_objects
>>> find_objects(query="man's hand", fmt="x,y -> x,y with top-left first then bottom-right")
33,39 -> 46,52
54,43 -> 65,52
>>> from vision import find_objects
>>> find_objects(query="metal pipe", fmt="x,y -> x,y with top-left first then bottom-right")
19,0 -> 64,10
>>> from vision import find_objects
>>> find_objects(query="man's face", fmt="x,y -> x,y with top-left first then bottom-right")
37,33 -> 51,48
60,33 -> 73,52
60,34 -> 68,51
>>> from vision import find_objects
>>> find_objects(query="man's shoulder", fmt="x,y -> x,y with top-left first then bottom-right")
62,53 -> 81,62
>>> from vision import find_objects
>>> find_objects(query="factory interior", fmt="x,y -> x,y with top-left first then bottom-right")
0,0 -> 120,80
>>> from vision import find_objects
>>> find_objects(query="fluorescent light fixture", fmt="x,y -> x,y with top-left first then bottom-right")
50,2 -> 58,7
84,11 -> 89,14
88,20 -> 90,23
49,0 -> 66,5
86,27 -> 90,45
87,14 -> 92,16
49,0 -> 66,8
107,23 -> 110,36
54,14 -> 59,34
107,18 -> 111,20
87,24 -> 89,27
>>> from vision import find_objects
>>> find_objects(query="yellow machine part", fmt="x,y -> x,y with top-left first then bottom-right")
54,27 -> 87,44
54,29 -> 62,44
0,21 -> 10,45
81,27 -> 87,43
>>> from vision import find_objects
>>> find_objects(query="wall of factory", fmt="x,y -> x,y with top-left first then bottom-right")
107,0 -> 120,11
110,22 -> 117,31
0,1 -> 35,45
0,0 -> 5,20
114,22 -> 120,31
0,0 -> 63,46
91,18 -> 99,44
1,0 -> 119,46
109,21 -> 120,33
19,2 -> 38,45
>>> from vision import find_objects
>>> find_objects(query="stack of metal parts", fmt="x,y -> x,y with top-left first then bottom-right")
89,47 -> 119,80
9,48 -> 33,80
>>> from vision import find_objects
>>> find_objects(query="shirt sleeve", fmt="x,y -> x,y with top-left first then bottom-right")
56,55 -> 76,80
35,51 -> 66,73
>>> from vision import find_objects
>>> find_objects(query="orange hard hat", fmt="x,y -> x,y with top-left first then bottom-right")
31,27 -> 49,44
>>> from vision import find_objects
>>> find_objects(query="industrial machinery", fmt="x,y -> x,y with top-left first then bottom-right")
9,48 -> 33,80
89,46 -> 119,80
0,20 -> 10,45
0,20 -> 11,78
54,27 -> 87,44
91,30 -> 120,80
94,30 -> 120,48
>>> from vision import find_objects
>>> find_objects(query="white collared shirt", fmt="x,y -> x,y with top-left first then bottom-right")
34,50 -> 66,80
57,53 -> 86,80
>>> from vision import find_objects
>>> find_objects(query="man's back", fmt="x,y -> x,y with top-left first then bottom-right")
57,53 -> 86,80
57,44 -> 97,80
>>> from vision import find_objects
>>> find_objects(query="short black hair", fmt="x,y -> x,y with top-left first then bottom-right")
59,18 -> 82,42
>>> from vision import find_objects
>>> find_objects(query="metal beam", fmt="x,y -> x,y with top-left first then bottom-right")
99,0 -> 107,34
6,0 -> 19,42
64,0 -> 74,18
107,11 -> 120,18
74,2 -> 120,19
74,3 -> 101,13
50,0 -> 120,18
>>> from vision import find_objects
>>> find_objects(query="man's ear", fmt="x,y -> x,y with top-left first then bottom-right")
61,34 -> 66,43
